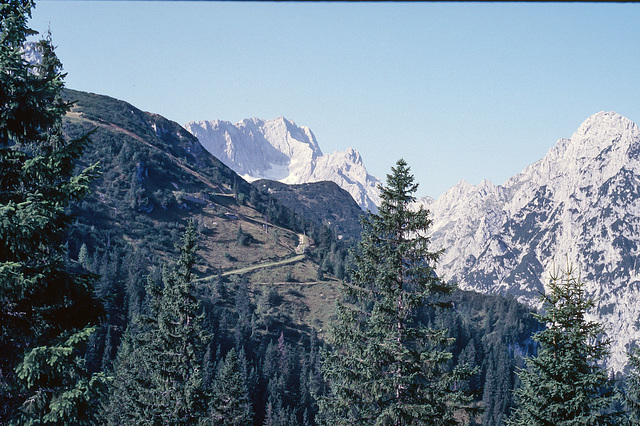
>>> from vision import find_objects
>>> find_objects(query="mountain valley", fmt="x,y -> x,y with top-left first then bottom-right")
192,106 -> 640,372
6,3 -> 638,423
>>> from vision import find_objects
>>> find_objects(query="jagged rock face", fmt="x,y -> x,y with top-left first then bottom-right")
417,112 -> 640,371
21,41 -> 42,66
184,117 -> 381,212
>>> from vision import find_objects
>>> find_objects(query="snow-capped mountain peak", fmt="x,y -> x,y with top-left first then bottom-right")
184,117 -> 381,212
573,111 -> 637,144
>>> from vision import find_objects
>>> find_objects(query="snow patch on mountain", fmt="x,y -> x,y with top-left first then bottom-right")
416,111 -> 640,371
184,117 -> 380,212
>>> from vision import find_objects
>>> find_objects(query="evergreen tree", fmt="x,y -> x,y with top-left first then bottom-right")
77,242 -> 90,269
208,347 -> 253,425
318,159 -> 473,425
1,1 -> 103,423
626,348 -> 640,424
232,274 -> 253,346
506,262 -> 621,426
236,224 -> 251,246
101,328 -> 143,425
255,284 -> 278,332
105,221 -> 208,424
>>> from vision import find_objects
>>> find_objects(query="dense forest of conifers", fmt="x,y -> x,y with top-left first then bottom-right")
3,2 -> 640,425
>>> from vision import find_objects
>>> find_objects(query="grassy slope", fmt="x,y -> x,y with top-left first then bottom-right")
63,89 -> 340,334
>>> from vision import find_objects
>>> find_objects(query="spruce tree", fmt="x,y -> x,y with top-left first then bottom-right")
318,159 -> 473,425
102,327 -> 148,425
208,347 -> 253,425
506,262 -> 621,426
626,348 -> 640,424
1,1 -> 103,423
105,221 -> 208,424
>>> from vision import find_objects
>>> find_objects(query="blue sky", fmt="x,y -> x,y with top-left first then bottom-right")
30,1 -> 640,198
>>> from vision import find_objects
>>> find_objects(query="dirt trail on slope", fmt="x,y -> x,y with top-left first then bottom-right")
197,232 -> 309,280
217,254 -> 306,278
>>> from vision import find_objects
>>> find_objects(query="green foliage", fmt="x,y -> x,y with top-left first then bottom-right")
15,327 -> 107,425
105,221 -> 208,424
255,284 -> 279,332
319,159 -> 474,425
0,1 -> 103,423
207,347 -> 253,425
507,261 -> 621,426
625,348 -> 640,424
428,290 -> 540,426
236,224 -> 252,246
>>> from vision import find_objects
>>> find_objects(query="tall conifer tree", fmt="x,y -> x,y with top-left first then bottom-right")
1,1 -> 103,423
506,262 -> 620,425
105,221 -> 208,425
319,159 -> 473,425
207,347 -> 253,425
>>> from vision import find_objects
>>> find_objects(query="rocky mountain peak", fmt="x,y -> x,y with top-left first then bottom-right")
419,111 -> 640,371
184,117 -> 381,212
561,111 -> 638,175
344,147 -> 362,164
573,111 -> 637,141
238,116 -> 323,159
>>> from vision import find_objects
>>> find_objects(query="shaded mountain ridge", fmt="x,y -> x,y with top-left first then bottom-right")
253,179 -> 364,242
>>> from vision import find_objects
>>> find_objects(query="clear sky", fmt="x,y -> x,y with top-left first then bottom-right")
29,1 -> 640,199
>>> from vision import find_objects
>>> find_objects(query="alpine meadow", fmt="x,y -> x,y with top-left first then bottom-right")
5,1 -> 640,425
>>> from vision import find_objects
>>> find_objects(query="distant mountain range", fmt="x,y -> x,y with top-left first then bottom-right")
417,111 -> 640,371
184,117 -> 381,212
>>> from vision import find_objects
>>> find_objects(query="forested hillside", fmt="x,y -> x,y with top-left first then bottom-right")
253,179 -> 364,242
